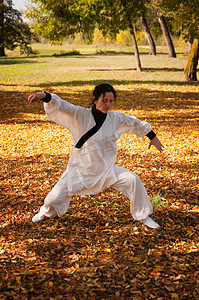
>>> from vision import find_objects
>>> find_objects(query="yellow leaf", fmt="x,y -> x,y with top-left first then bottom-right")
49,281 -> 53,286
71,266 -> 76,274
187,230 -> 194,237
171,293 -> 179,299
16,276 -> 21,282
130,257 -> 142,262
107,272 -> 111,278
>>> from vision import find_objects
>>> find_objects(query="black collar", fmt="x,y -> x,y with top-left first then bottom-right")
91,104 -> 107,124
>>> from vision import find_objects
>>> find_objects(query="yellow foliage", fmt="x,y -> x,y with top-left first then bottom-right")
93,27 -> 106,44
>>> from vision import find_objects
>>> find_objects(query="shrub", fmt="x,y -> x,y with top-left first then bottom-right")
52,50 -> 81,57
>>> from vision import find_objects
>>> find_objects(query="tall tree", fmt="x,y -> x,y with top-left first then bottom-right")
27,0 -> 145,71
117,0 -> 144,71
184,39 -> 199,81
157,10 -> 176,57
171,1 -> 199,80
0,0 -> 35,56
141,12 -> 156,55
150,0 -> 176,57
128,18 -> 142,71
152,0 -> 199,80
0,0 -> 5,56
26,0 -> 96,43
94,0 -> 145,71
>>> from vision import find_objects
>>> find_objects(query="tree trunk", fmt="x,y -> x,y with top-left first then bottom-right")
188,41 -> 192,55
0,46 -> 5,56
157,11 -> 176,58
141,13 -> 156,55
188,36 -> 193,55
128,19 -> 142,71
0,0 -> 6,56
184,38 -> 199,81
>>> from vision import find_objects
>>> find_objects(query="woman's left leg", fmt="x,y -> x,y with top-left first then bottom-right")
110,165 -> 159,228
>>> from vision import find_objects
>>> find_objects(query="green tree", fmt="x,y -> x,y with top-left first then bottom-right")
184,38 -> 199,81
0,0 -> 5,56
27,0 -> 148,71
152,0 -> 199,80
26,0 -> 96,43
156,10 -> 176,57
93,0 -> 147,71
150,1 -> 176,57
0,0 -> 35,56
141,12 -> 156,55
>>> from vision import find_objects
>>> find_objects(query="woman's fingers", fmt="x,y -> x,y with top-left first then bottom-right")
148,137 -> 164,153
28,92 -> 45,104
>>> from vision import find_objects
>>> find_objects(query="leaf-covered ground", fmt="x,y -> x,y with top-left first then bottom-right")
0,49 -> 199,299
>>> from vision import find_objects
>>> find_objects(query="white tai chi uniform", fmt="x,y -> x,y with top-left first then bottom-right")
39,94 -> 153,221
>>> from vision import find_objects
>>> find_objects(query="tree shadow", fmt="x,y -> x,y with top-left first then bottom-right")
28,78 -> 199,88
88,67 -> 184,72
0,87 -> 198,125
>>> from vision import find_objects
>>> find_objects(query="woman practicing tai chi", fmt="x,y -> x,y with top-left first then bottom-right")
28,84 -> 164,228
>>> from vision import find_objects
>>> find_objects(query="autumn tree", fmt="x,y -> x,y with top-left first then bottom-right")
90,0 -> 147,71
172,0 -> 199,81
149,0 -> 176,57
184,38 -> 199,81
0,0 -> 35,56
26,0 -> 96,44
141,12 -> 156,55
27,0 -> 145,71
156,10 -> 176,57
152,0 -> 199,80
0,0 -> 5,56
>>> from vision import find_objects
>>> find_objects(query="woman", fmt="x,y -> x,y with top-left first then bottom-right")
28,84 -> 164,228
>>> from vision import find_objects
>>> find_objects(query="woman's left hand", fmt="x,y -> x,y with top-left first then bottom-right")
148,136 -> 164,153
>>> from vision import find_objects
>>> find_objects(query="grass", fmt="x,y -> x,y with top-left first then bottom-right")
151,193 -> 166,209
0,43 -> 193,94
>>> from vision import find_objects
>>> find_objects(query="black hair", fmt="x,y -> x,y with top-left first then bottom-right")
92,83 -> 116,104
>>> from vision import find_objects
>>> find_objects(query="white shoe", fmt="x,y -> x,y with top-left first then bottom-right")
32,212 -> 45,223
142,217 -> 160,229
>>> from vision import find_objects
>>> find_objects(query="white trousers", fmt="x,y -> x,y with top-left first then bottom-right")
39,165 -> 153,221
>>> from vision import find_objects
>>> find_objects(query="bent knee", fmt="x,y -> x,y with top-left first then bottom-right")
44,187 -> 66,206
120,171 -> 140,184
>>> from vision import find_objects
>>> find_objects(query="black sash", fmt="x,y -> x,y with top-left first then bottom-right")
75,105 -> 107,148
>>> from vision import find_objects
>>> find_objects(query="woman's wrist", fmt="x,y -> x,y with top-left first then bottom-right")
146,130 -> 156,140
42,92 -> 52,103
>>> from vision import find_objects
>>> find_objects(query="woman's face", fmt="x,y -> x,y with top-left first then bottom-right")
94,92 -> 115,114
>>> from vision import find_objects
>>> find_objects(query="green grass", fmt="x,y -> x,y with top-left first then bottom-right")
1,43 -> 195,94
151,192 -> 166,209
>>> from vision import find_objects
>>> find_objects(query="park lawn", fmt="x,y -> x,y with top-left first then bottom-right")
0,44 -> 198,299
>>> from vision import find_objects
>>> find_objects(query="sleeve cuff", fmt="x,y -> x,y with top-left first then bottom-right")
42,92 -> 52,103
146,130 -> 156,140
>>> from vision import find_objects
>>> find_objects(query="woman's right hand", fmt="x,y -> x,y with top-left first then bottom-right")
28,92 -> 46,104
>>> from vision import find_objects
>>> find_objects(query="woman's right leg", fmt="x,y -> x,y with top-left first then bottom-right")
32,173 -> 71,222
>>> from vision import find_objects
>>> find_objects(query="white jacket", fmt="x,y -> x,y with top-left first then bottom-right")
44,94 -> 152,196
